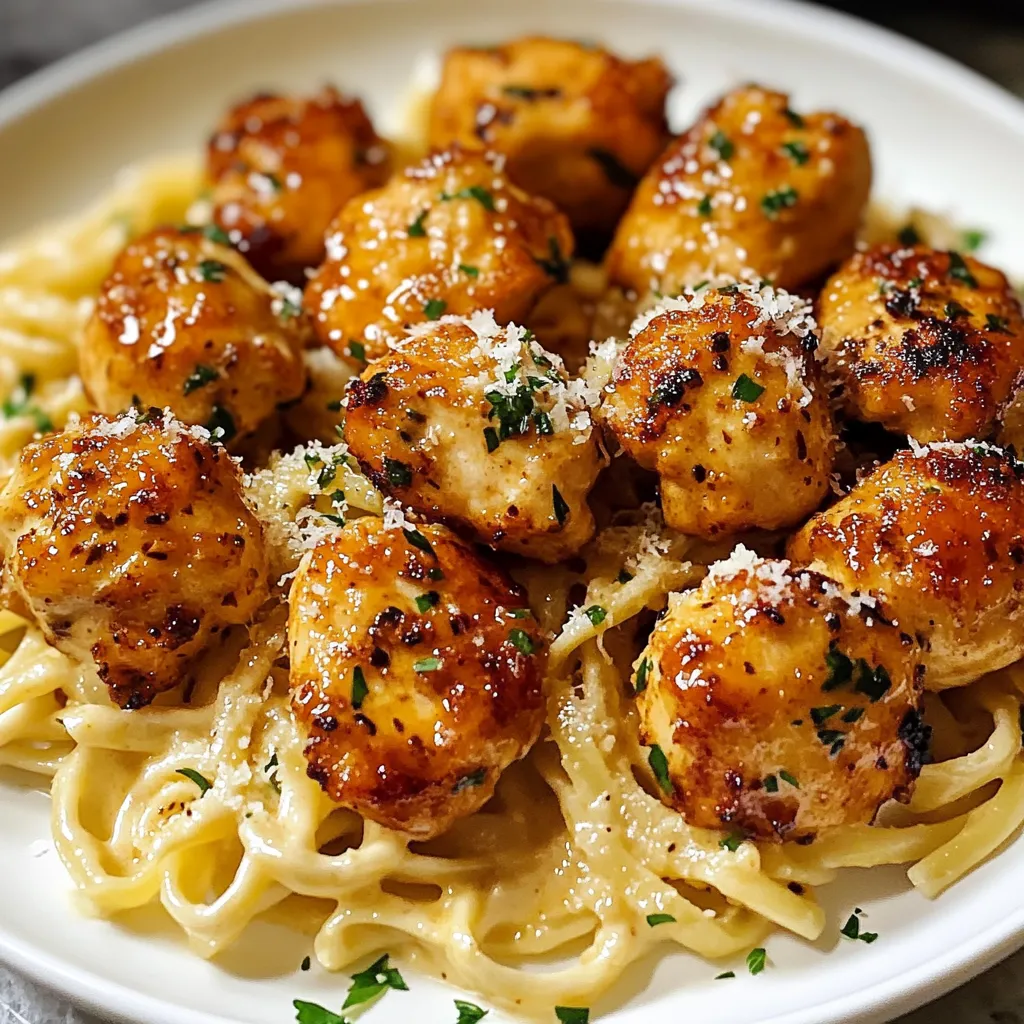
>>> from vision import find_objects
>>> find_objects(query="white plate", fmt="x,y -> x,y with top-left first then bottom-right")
2,1 -> 1024,1022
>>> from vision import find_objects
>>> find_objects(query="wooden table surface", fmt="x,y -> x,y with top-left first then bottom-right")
1,1 -> 1023,1022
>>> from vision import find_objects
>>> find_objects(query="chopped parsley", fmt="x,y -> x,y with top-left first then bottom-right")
709,129 -> 734,160
201,223 -> 232,246
384,457 -> 412,487
459,263 -> 480,278
534,235 -> 570,283
351,666 -> 368,709
697,194 -> 713,217
810,704 -> 841,725
962,229 -> 987,251
348,340 -> 367,364
760,186 -> 799,219
648,744 -> 672,793
440,185 -> 495,211
854,660 -> 891,702
822,647 -> 853,691
552,485 -> 569,526
300,956 -> 311,972
840,909 -> 879,944
407,210 -> 428,237
205,405 -> 236,443
452,768 -> 487,794
197,258 -> 228,283
293,999 -> 346,1024
1,374 -> 52,431
763,774 -> 779,793
719,830 -> 745,852
634,657 -> 651,694
841,707 -> 864,723
509,628 -> 537,655
986,314 -> 1011,333
264,752 -> 281,794
342,953 -> 408,1010
617,569 -> 634,584
783,107 -> 805,128
584,605 -> 607,626
781,140 -> 809,165
483,426 -> 500,453
746,947 -> 767,975
897,224 -> 921,246
944,300 -> 970,321
587,147 -> 639,189
183,364 -> 219,395
646,913 -> 676,927
778,769 -> 799,788
507,608 -> 532,618
175,767 -> 211,794
403,527 -> 435,557
555,1008 -> 589,1024
413,656 -> 442,673
415,591 -> 440,613
947,251 -> 977,288
816,728 -> 845,757
732,374 -> 765,402
424,298 -> 447,320
455,1000 -> 489,1024
533,410 -> 554,435
485,382 -> 535,442
715,971 -> 736,980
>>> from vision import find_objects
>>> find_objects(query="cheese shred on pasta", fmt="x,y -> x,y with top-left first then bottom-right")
0,156 -> 1023,1018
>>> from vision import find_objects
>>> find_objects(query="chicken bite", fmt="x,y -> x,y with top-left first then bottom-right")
788,441 -> 1024,690
817,243 -> 1024,442
342,312 -> 603,563
289,516 -> 545,839
81,227 -> 307,443
206,87 -> 390,282
0,411 -> 269,709
304,146 -> 573,363
427,36 -> 672,243
601,282 -> 834,538
605,85 -> 871,297
636,548 -> 927,841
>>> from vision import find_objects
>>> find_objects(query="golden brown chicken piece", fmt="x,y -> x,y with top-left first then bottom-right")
601,283 -> 834,539
343,312 -> 602,563
0,412 -> 269,709
817,244 -> 1024,442
605,85 -> 871,297
206,87 -> 390,282
636,548 -> 927,841
80,227 -> 307,443
427,37 -> 672,243
304,146 -> 574,363
289,516 -> 545,838
788,442 -> 1024,690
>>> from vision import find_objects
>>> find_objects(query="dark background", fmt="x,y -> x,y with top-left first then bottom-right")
0,0 -> 1023,97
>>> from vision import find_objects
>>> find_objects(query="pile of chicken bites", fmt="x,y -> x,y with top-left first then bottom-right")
4,36 -> 1024,846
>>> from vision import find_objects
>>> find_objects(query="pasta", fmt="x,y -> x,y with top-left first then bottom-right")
1,67 -> 1024,1024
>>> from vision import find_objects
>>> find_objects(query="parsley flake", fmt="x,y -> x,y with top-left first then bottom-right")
413,656 -> 442,673
300,956 -> 311,972
351,666 -> 368,709
424,298 -> 447,320
509,628 -> 537,655
483,427 -> 500,453
763,774 -> 779,793
403,528 -> 435,557
552,485 -> 569,526
720,830 -> 745,852
348,340 -> 367,364
1,374 -> 52,432
634,657 -> 651,694
945,300 -> 970,321
962,229 -> 987,251
407,210 -> 428,237
697,194 -> 713,217
715,971 -> 736,980
452,768 -> 487,794
197,258 -> 227,283
205,405 -> 236,443
897,224 -> 921,246
555,1008 -> 589,1024
761,186 -> 799,219
811,704 -> 841,725
784,107 -> 805,128
384,457 -> 412,487
646,913 -> 676,927
779,769 -> 799,788
455,1000 -> 489,1024
947,251 -> 978,288
534,235 -> 571,283
415,591 -> 440,613
183,364 -> 219,395
781,140 -> 810,165
459,263 -> 480,278
202,223 -> 232,246
292,999 -> 345,1024
584,605 -> 607,626
648,744 -> 672,793
823,646 -> 853,691
440,185 -> 496,211
986,314 -> 1011,333
709,129 -> 734,160
175,767 -> 211,794
342,953 -> 408,1010
746,947 -> 767,975
732,374 -> 765,402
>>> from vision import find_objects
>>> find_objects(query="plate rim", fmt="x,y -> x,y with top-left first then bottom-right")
2,1 -> 1024,1022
